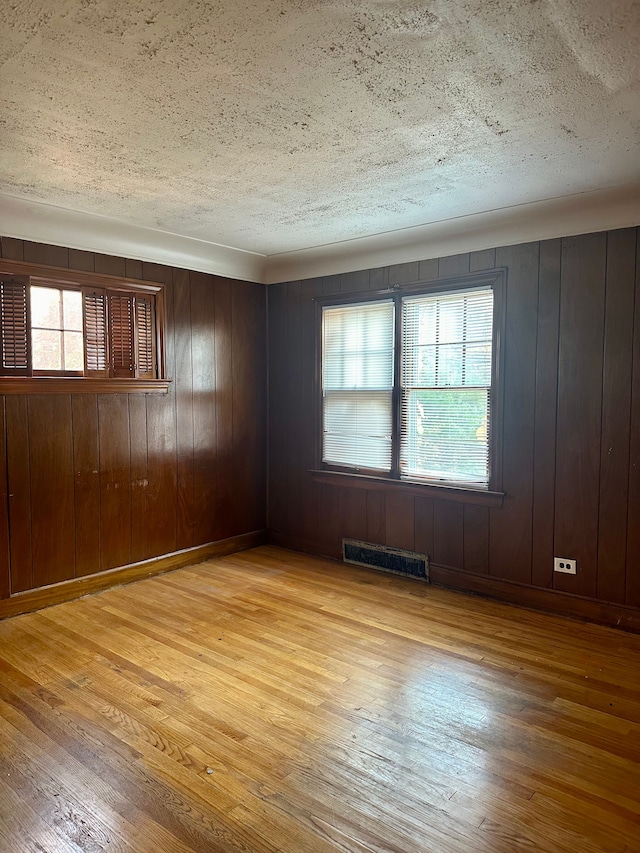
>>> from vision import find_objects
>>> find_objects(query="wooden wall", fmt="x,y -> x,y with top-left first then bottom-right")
267,228 -> 640,628
0,237 -> 266,600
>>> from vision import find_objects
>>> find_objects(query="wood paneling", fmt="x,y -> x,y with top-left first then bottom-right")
129,392 -> 149,563
489,242 -> 538,584
554,233 -> 607,598
190,272 -> 218,546
28,395 -> 75,587
143,263 -> 178,558
531,239 -> 562,589
626,231 -> 640,609
72,394 -> 101,577
463,505 -> 489,575
267,227 -> 640,626
433,500 -> 463,568
0,402 -> 9,599
213,277 -> 233,537
267,282 -> 288,533
99,394 -> 132,571
385,494 -> 415,550
173,268 -> 195,550
5,396 -> 32,593
0,238 -> 266,599
232,280 -> 266,537
597,229 -> 636,604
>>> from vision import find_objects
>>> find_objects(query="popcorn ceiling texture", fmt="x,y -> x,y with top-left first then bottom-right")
1,0 -> 639,254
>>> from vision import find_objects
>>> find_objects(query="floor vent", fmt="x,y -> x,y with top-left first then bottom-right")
343,539 -> 429,581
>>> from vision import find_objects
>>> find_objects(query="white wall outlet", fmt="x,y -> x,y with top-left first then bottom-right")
554,557 -> 577,575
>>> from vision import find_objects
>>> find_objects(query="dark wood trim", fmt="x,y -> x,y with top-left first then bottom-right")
310,469 -> 505,507
0,257 -> 164,293
0,377 -> 171,394
312,267 -> 509,307
429,563 -> 640,633
0,529 -> 266,619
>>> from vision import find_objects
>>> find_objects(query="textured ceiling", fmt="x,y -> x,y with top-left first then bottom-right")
1,0 -> 639,257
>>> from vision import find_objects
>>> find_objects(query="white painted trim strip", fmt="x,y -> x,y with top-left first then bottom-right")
2,185 -> 639,286
0,194 -> 267,283
265,184 -> 640,283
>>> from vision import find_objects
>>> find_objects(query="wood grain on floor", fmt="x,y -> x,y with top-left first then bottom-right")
0,545 -> 638,852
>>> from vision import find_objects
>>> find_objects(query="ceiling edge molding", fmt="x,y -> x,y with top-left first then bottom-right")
2,185 -> 639,287
0,194 -> 267,283
264,184 -> 640,284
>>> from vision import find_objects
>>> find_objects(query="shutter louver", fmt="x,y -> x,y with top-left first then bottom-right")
322,300 -> 394,471
109,293 -> 135,377
135,295 -> 155,379
83,288 -> 108,376
0,276 -> 30,375
401,287 -> 493,487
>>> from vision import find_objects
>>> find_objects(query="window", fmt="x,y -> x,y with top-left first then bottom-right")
320,274 -> 503,491
0,272 -> 163,382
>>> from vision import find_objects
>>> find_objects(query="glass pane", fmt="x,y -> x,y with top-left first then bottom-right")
31,286 -> 61,329
323,390 -> 392,470
323,301 -> 394,391
32,328 -> 62,371
64,331 -> 84,371
63,290 -> 83,331
401,388 -> 490,484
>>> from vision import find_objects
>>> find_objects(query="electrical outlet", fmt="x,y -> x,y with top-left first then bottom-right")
554,557 -> 577,575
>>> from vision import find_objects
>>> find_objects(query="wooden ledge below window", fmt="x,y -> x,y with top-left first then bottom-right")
0,377 -> 171,395
310,469 -> 505,508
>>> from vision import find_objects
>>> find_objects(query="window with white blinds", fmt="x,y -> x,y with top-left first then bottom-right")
320,283 -> 497,489
401,288 -> 493,486
322,300 -> 394,471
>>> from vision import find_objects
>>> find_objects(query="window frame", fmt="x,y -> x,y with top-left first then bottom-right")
314,269 -> 506,505
0,258 -> 169,394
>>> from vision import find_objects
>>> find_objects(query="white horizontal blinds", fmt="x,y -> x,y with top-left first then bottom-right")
401,287 -> 493,486
322,299 -> 394,471
0,276 -> 30,375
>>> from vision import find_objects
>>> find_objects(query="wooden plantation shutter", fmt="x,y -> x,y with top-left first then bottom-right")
108,292 -> 135,377
135,294 -> 156,379
82,288 -> 108,376
0,276 -> 31,375
107,291 -> 157,379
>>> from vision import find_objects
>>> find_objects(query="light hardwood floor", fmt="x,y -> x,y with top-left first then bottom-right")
0,545 -> 639,853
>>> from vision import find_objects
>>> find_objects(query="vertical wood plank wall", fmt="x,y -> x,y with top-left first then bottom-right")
267,228 -> 640,617
0,237 -> 266,598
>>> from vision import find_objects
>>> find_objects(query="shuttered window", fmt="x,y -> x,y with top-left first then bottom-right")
320,280 -> 499,490
135,295 -> 155,379
0,273 -> 162,381
0,277 -> 30,375
109,293 -> 135,377
83,289 -> 108,375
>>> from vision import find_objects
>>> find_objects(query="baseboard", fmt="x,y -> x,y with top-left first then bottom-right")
268,530 -> 640,633
429,563 -> 640,633
0,529 -> 266,619
268,529 -> 342,561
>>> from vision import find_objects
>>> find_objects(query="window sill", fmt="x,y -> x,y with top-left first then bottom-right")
0,377 -> 171,395
310,469 -> 505,508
